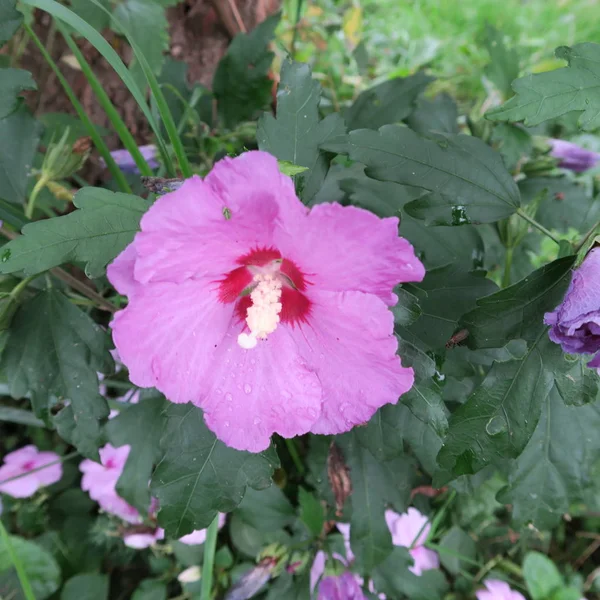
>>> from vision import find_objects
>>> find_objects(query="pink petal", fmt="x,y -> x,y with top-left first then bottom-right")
111,280 -> 234,398
386,508 -> 431,548
274,202 -> 425,306
123,528 -> 164,549
178,513 -> 227,545
292,290 -> 414,434
310,551 -> 326,592
202,326 -> 322,452
0,463 -> 39,498
107,242 -> 139,298
336,523 -> 355,562
477,580 -> 526,600
3,445 -> 37,465
31,452 -> 62,486
409,546 -> 440,575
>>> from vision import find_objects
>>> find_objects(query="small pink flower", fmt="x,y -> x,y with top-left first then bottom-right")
385,507 -> 439,575
318,572 -> 366,599
123,527 -> 164,549
80,444 -> 141,523
0,445 -> 62,498
476,580 -> 526,600
178,512 -> 227,545
108,151 -> 425,452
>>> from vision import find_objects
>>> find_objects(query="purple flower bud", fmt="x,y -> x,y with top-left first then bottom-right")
544,248 -> 600,368
106,144 -> 159,174
549,139 -> 600,173
318,573 -> 366,600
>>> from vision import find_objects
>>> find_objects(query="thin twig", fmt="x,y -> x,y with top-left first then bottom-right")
227,0 -> 247,33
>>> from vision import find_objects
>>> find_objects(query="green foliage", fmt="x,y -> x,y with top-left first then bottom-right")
488,43 -> 600,130
60,573 -> 109,600
0,68 -> 36,121
482,24 -> 520,99
405,93 -> 459,135
0,0 -> 23,48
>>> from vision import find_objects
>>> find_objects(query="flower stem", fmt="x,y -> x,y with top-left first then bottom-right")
502,247 -> 514,288
200,515 -> 220,600
0,520 -> 36,600
25,176 -> 48,220
516,208 -> 561,245
285,437 -> 305,475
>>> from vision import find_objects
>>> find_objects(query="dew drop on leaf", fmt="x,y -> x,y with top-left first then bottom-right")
485,415 -> 508,436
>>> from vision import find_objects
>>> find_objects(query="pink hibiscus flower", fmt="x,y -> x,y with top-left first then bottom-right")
178,512 -> 227,545
0,445 -> 62,498
80,444 -> 141,523
107,151 -> 424,452
476,580 -> 526,600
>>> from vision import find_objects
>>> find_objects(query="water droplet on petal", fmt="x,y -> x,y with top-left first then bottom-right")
253,417 -> 262,425
224,421 -> 230,427
307,408 -> 318,419
216,388 -> 223,395
339,402 -> 351,414
244,383 -> 252,394
225,393 -> 233,402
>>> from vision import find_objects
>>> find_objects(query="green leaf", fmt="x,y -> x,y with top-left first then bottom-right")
482,24 -> 520,99
61,574 -> 109,600
487,43 -> 600,131
0,535 -> 61,600
338,431 -> 415,572
0,406 -> 45,427
68,0 -> 111,34
0,290 -> 111,458
0,68 -> 36,120
523,551 -> 564,600
345,72 -> 433,130
213,13 -> 279,128
112,0 -> 169,93
437,334 -> 576,480
298,487 -> 325,537
278,160 -> 309,177
235,486 -> 295,532
491,123 -> 532,170
405,93 -> 459,135
0,105 -> 42,204
131,579 -> 167,600
459,256 -> 576,349
106,396 -> 168,513
0,188 -> 150,278
499,388 -> 600,529
555,356 -> 600,406
0,0 -> 22,48
392,287 -> 422,327
438,526 -> 477,575
372,547 -> 449,600
257,60 -> 345,203
150,403 -> 279,537
325,126 -> 521,225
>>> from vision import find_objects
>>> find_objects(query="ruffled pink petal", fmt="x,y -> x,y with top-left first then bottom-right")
336,523 -> 355,562
107,243 -> 139,298
386,508 -> 431,548
0,463 -> 39,498
123,528 -> 164,549
409,546 -> 439,576
111,280 -> 234,398
3,445 -> 37,465
202,326 -> 322,452
274,203 -> 425,306
292,291 -> 414,434
310,551 -> 326,592
31,452 -> 62,486
476,580 -> 525,600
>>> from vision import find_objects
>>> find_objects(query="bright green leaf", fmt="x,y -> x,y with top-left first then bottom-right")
523,551 -> 564,600
0,187 -> 150,278
61,574 -> 109,600
0,68 -> 36,120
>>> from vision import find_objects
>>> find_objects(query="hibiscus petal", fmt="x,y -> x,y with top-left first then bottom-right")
107,242 -> 139,298
275,202 -> 425,306
0,464 -> 39,498
293,290 -> 414,434
31,452 -> 62,486
202,326 -> 322,452
111,280 -> 234,398
410,545 -> 440,575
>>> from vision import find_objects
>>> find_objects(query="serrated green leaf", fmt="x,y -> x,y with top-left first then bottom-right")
112,0 -> 169,93
0,105 -> 42,204
150,403 -> 279,537
499,388 -> 600,529
325,126 -> 520,225
258,60 -> 345,203
491,123 -> 532,170
437,334 -> 576,480
213,13 -> 279,128
0,0 -> 23,48
523,551 -> 564,600
0,68 -> 36,120
405,93 -> 459,135
555,356 -> 600,406
278,160 -> 309,177
459,256 -> 575,349
0,290 -> 111,458
345,71 -> 433,130
61,573 -> 109,600
0,535 -> 61,600
483,24 -> 520,99
338,431 -> 415,573
106,395 -> 168,513
487,43 -> 600,131
0,187 -> 149,278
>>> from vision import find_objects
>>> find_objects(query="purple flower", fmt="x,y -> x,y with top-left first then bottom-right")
318,573 -> 366,600
0,445 -> 62,498
476,580 -> 525,600
544,248 -> 600,369
107,144 -> 159,174
549,139 -> 600,172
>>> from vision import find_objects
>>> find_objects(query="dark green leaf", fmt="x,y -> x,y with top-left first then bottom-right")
491,123 -> 532,170
405,93 -> 459,135
459,256 -> 575,348
0,105 -> 42,204
0,188 -> 150,278
499,389 -> 600,529
235,485 -> 295,532
338,431 -> 415,572
0,406 -> 45,427
61,574 -> 109,600
325,126 -> 520,225
482,25 -> 520,99
392,287 -> 422,327
150,403 -> 279,537
266,571 -> 310,600
345,72 -> 433,130
0,290 -> 111,458
438,526 -> 477,574
131,579 -> 167,600
523,552 -> 564,600
298,487 -> 325,537
555,356 -> 600,406
257,60 -> 345,203
0,0 -> 22,48
67,0 -> 111,33
437,335 -> 575,480
106,396 -> 168,513
487,43 -> 600,131
0,68 -> 36,120
213,13 -> 279,128
0,536 -> 61,600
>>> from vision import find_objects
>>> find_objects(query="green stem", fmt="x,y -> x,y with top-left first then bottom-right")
285,437 -> 305,475
290,0 -> 305,60
102,379 -> 138,391
516,208 -> 561,245
25,176 -> 48,219
502,246 -> 514,288
0,520 -> 36,600
0,451 -> 79,487
10,275 -> 37,300
200,515 -> 220,600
